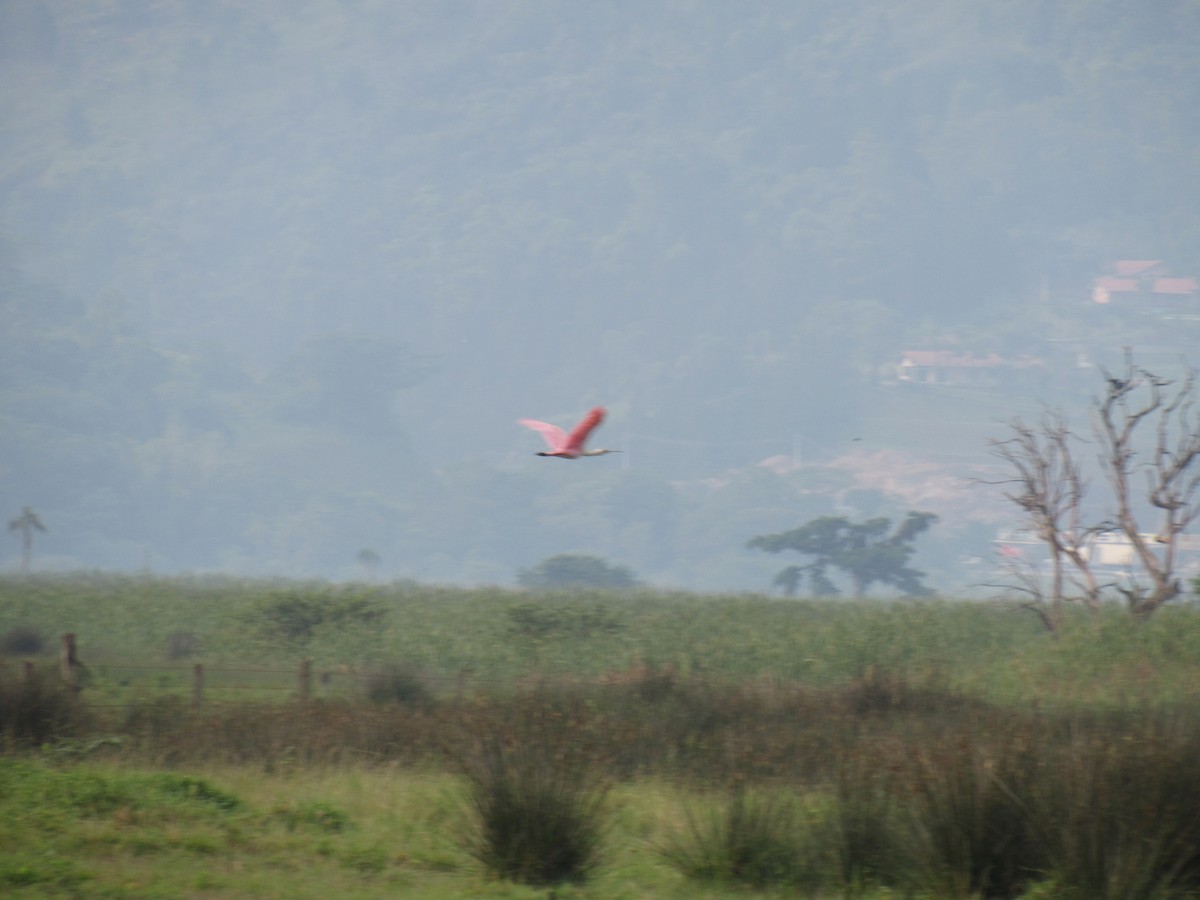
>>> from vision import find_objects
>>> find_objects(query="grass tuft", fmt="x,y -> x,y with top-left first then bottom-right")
660,783 -> 821,889
1032,709 -> 1200,900
902,719 -> 1044,899
274,800 -> 350,833
458,728 -> 608,886
151,773 -> 243,811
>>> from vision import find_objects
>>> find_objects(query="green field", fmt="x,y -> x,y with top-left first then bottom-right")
4,574 -> 1200,898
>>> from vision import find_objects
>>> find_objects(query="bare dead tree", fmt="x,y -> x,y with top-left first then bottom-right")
985,353 -> 1200,627
1092,352 -> 1200,619
983,412 -> 1104,631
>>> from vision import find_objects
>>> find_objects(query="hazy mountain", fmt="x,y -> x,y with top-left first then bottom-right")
3,1 -> 1198,588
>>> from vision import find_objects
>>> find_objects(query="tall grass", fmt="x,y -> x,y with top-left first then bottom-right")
1029,708 -> 1200,899
900,716 -> 1044,899
0,573 -> 1044,686
456,706 -> 609,886
659,784 -> 822,890
830,741 -> 903,891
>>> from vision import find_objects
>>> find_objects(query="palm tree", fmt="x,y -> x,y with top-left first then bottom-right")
8,506 -> 46,574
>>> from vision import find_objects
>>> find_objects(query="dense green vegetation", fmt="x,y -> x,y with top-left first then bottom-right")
5,572 -> 1200,698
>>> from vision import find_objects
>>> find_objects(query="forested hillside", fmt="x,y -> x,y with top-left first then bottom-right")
2,1 -> 1198,587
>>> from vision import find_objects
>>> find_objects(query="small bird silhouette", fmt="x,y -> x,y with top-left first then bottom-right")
518,406 -> 620,458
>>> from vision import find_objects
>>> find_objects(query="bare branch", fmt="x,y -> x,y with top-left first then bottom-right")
985,353 -> 1200,625
1090,357 -> 1199,618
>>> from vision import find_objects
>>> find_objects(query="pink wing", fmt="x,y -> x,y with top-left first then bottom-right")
518,418 -> 567,451
562,407 -> 605,453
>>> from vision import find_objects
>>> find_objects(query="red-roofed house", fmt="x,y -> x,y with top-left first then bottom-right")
1154,277 -> 1199,296
1092,260 -> 1197,305
1113,260 -> 1163,278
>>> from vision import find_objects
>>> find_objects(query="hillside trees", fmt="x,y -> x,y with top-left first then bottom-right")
269,333 -> 432,435
747,512 -> 938,598
4,2 -> 1200,581
987,354 -> 1200,626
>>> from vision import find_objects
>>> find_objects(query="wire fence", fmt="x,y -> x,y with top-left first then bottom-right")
3,633 -> 693,713
2,634 -> 496,712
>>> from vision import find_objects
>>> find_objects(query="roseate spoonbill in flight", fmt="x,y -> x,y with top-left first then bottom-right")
518,406 -> 621,459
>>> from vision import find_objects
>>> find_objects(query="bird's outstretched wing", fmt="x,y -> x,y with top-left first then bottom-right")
518,418 -> 567,451
563,407 -> 605,454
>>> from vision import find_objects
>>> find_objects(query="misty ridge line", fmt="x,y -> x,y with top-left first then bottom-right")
1,3 -> 1198,590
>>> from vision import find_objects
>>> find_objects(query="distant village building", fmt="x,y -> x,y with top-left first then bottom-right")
1092,259 -> 1198,306
886,257 -> 1196,389
896,351 -> 1045,385
994,531 -> 1200,577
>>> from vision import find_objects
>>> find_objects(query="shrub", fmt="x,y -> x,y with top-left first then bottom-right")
0,626 -> 45,656
119,695 -> 190,739
364,663 -> 434,709
505,602 -> 624,640
0,671 -> 79,747
517,554 -> 638,590
249,589 -> 383,643
164,630 -> 201,659
459,733 -> 608,886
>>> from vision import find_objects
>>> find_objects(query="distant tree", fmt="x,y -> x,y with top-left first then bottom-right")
8,507 -> 46,574
356,548 -> 382,581
250,590 -> 384,644
518,554 -> 639,590
747,512 -> 938,598
985,353 -> 1200,627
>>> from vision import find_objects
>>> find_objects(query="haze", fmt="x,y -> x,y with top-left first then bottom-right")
3,1 -> 1198,591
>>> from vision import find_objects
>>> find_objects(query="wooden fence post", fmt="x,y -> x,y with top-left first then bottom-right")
192,663 -> 204,711
60,633 -> 80,697
299,658 -> 312,702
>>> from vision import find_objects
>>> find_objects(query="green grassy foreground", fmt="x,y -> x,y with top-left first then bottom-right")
4,574 -> 1200,898
2,758 -> 758,899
